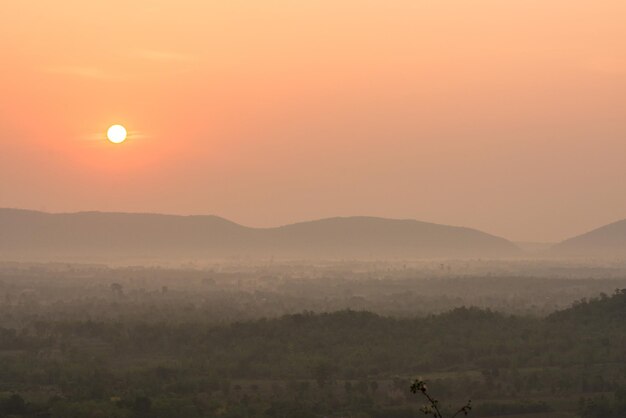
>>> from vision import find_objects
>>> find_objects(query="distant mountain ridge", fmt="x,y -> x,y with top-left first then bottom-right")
0,208 -> 520,261
552,218 -> 626,257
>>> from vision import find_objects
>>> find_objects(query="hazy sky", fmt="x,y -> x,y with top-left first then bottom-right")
1,1 -> 625,242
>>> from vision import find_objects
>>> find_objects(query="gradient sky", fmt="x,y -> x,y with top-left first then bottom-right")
1,0 -> 625,242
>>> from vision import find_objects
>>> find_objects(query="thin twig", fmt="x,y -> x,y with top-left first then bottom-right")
411,379 -> 471,418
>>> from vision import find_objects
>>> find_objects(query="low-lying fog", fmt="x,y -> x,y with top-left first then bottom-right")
2,259 -> 626,326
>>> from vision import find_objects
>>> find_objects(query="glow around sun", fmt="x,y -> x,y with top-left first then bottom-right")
107,124 -> 127,144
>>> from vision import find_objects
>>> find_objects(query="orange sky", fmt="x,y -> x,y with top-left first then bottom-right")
1,0 -> 626,242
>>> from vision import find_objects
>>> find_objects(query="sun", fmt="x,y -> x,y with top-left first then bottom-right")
107,124 -> 127,144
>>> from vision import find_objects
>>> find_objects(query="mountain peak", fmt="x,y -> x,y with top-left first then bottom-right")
552,218 -> 626,257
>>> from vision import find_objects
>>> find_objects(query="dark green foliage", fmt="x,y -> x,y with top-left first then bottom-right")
548,288 -> 626,324
577,385 -> 626,418
0,285 -> 623,417
1,394 -> 27,415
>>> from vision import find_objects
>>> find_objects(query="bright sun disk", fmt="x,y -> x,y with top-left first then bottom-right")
107,124 -> 127,144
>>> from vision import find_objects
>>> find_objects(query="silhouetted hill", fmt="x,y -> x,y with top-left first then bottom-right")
552,219 -> 626,257
0,209 -> 520,261
548,289 -> 626,324
265,217 -> 519,258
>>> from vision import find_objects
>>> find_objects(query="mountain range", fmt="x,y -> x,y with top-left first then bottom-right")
4,208 -> 626,261
0,208 -> 519,261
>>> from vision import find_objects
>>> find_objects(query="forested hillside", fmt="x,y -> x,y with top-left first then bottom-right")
0,290 -> 624,417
